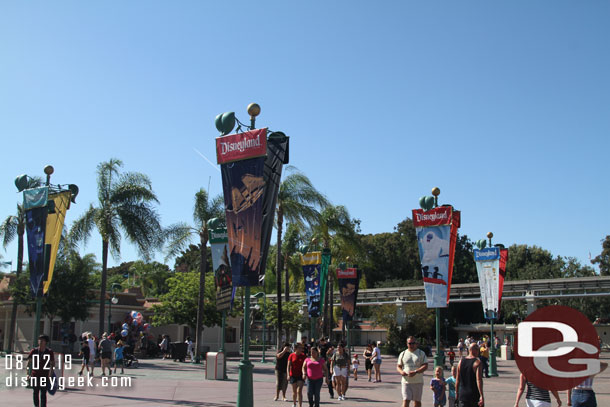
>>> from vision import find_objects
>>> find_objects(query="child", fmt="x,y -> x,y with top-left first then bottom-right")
430,366 -> 446,407
114,340 -> 125,374
446,365 -> 457,407
351,354 -> 359,380
447,347 -> 456,367
185,336 -> 194,362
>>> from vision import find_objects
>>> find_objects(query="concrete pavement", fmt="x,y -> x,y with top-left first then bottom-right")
1,351 -> 609,406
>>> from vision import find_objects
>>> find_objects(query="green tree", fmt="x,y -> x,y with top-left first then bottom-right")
274,167 -> 328,347
151,271 -> 220,329
163,188 -> 224,358
592,235 -> 610,276
265,300 -> 308,338
128,260 -> 171,297
0,176 -> 41,351
69,159 -> 162,336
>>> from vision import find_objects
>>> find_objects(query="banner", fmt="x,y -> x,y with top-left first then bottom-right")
209,228 -> 232,311
42,191 -> 71,294
26,206 -> 48,297
301,252 -> 322,317
474,247 -> 501,319
218,128 -> 289,288
337,267 -> 359,322
412,206 -> 461,308
258,132 -> 289,284
319,248 -> 331,316
498,248 -> 508,308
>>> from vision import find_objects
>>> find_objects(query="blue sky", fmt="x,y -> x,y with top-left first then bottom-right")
1,1 -> 608,271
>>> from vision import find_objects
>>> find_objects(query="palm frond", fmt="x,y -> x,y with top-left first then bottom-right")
162,223 -> 196,262
0,215 -> 18,249
97,159 -> 122,204
116,201 -> 162,260
68,205 -> 99,249
110,182 -> 158,205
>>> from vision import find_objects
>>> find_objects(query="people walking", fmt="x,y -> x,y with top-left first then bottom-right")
26,334 -> 55,407
78,339 -> 91,376
514,373 -> 561,407
185,336 -> 194,362
302,346 -> 329,407
364,343 -> 374,382
114,340 -> 125,374
322,340 -> 335,399
448,347 -> 456,367
372,341 -> 383,382
87,333 -> 96,376
567,361 -> 608,407
430,366 -> 447,407
446,365 -> 457,407
287,343 -> 306,407
352,354 -> 360,380
479,342 -> 489,378
99,332 -> 113,376
331,343 -> 350,400
159,334 -> 169,359
397,336 -> 429,407
457,339 -> 465,359
455,343 -> 484,407
275,342 -> 291,401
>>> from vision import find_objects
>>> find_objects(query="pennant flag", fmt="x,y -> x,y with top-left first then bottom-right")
209,227 -> 233,311
301,252 -> 322,317
474,247 -> 503,319
498,248 -> 508,308
217,128 -> 289,287
319,248 -> 331,317
42,190 -> 71,295
412,206 -> 461,308
337,267 -> 360,322
26,206 -> 48,297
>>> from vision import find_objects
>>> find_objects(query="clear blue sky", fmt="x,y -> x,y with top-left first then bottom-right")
1,1 -> 608,272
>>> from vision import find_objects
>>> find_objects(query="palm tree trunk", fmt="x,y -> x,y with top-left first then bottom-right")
328,273 -> 334,340
99,240 -> 109,336
195,233 -> 207,361
7,225 -> 24,352
275,217 -> 283,349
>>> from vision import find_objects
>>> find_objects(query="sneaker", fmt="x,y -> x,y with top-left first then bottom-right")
273,397 -> 278,401
368,377 -> 371,382
337,396 -> 342,400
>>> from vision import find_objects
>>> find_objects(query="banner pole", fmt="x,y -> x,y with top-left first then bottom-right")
220,310 -> 227,379
237,285 -> 253,407
434,308 -> 443,368
489,317 -> 498,376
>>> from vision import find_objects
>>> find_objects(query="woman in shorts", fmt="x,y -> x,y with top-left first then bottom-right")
287,344 -> 306,407
330,343 -> 349,400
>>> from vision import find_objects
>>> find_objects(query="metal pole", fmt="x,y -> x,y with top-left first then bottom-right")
434,308 -> 443,368
220,310 -> 227,379
108,299 -> 112,334
261,296 -> 267,363
32,297 -> 42,347
489,318 -> 498,376
237,285 -> 253,407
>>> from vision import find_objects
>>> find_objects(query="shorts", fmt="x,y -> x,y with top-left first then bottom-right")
365,360 -> 372,370
526,399 -> 551,407
333,366 -> 348,377
352,364 -> 359,370
275,370 -> 288,392
289,375 -> 304,384
571,389 -> 596,407
101,351 -> 112,360
374,359 -> 382,365
81,357 -> 89,365
402,382 -> 423,402
115,359 -> 124,367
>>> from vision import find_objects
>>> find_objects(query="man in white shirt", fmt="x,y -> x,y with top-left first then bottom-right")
396,336 -> 429,407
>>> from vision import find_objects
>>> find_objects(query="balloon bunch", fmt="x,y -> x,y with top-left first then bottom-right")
120,310 -> 151,338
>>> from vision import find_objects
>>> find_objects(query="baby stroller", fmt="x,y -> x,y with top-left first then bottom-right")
123,346 -> 139,368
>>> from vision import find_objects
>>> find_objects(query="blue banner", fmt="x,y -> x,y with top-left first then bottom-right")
26,207 -> 48,297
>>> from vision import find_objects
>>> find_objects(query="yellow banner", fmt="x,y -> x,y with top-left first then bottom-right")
43,191 -> 71,294
300,251 -> 321,266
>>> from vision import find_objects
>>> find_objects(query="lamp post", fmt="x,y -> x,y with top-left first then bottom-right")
108,283 -> 122,334
14,165 -> 78,347
431,187 -> 444,369
486,232 -> 499,377
253,291 -> 267,363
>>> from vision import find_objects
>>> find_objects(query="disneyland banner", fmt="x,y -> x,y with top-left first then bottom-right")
474,247 -> 501,319
209,228 -> 232,311
412,206 -> 461,308
42,190 -> 71,294
319,248 -> 331,315
301,252 -> 322,317
338,267 -> 359,322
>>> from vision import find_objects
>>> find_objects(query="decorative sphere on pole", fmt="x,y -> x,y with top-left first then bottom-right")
431,187 -> 440,197
43,165 -> 54,176
247,103 -> 261,129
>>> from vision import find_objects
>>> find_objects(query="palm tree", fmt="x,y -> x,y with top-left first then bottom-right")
163,188 -> 224,360
275,166 -> 328,346
69,159 -> 162,336
312,204 -> 362,338
0,177 -> 42,352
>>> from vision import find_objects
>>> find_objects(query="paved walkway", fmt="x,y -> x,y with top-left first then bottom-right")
1,351 -> 609,406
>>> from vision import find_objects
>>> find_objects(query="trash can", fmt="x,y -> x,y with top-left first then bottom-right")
206,352 -> 225,380
171,342 -> 187,362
